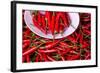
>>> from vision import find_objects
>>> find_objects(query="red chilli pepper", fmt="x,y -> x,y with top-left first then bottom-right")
32,15 -> 46,34
22,42 -> 30,49
23,40 -> 30,44
85,52 -> 91,60
80,13 -> 91,22
75,32 -> 80,41
58,12 -> 69,27
45,11 -> 55,35
61,48 -> 71,55
55,46 -> 64,51
41,39 -> 62,49
79,34 -> 83,44
82,23 -> 90,29
23,46 -> 37,56
38,49 -> 57,53
59,42 -> 69,48
36,51 -> 43,61
45,11 -> 51,31
41,15 -> 46,27
23,30 -> 30,36
67,36 -> 77,43
54,12 -> 59,33
51,12 -> 55,35
23,43 -> 44,56
59,23 -> 65,34
37,12 -> 42,25
42,53 -> 48,61
47,55 -> 56,61
35,55 -> 39,62
66,12 -> 71,25
57,50 -> 65,61
22,40 -> 30,49
67,54 -> 80,60
41,15 -> 47,34
83,29 -> 91,35
82,41 -> 89,48
26,55 -> 30,62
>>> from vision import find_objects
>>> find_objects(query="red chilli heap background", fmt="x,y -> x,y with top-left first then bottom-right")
22,10 -> 91,63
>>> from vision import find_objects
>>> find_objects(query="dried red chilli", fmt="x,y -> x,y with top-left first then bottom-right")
47,55 -> 56,61
23,40 -> 30,43
32,15 -> 46,34
79,33 -> 83,44
55,47 -> 65,51
61,48 -> 71,55
69,50 -> 79,54
74,32 -> 80,41
37,12 -> 42,25
57,50 -> 65,61
66,12 -> 71,24
46,12 -> 55,35
85,52 -> 91,60
41,15 -> 46,33
35,51 -> 43,61
23,43 -> 44,56
45,11 -> 51,33
67,36 -> 77,43
82,23 -> 90,29
80,13 -> 91,22
23,30 -> 30,36
38,49 -> 57,53
23,40 -> 30,49
51,12 -> 56,40
23,46 -> 37,56
66,54 -> 80,60
40,39 -> 62,49
55,12 -> 60,33
59,23 -> 65,34
83,29 -> 91,35
26,55 -> 30,62
59,12 -> 69,27
22,42 -> 30,49
42,53 -> 48,61
35,55 -> 39,62
60,40 -> 80,50
32,41 -> 41,45
81,41 -> 89,48
59,42 -> 69,48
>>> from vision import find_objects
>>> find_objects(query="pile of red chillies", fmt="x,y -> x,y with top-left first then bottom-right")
32,11 -> 70,36
22,10 -> 91,63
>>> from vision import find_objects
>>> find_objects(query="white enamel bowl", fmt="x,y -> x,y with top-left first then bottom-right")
24,11 -> 79,39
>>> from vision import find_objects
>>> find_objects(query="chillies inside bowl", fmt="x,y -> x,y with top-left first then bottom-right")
32,11 -> 70,35
24,10 -> 80,39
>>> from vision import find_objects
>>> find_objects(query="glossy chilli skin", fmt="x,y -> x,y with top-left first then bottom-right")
32,11 -> 70,35
22,10 -> 91,63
